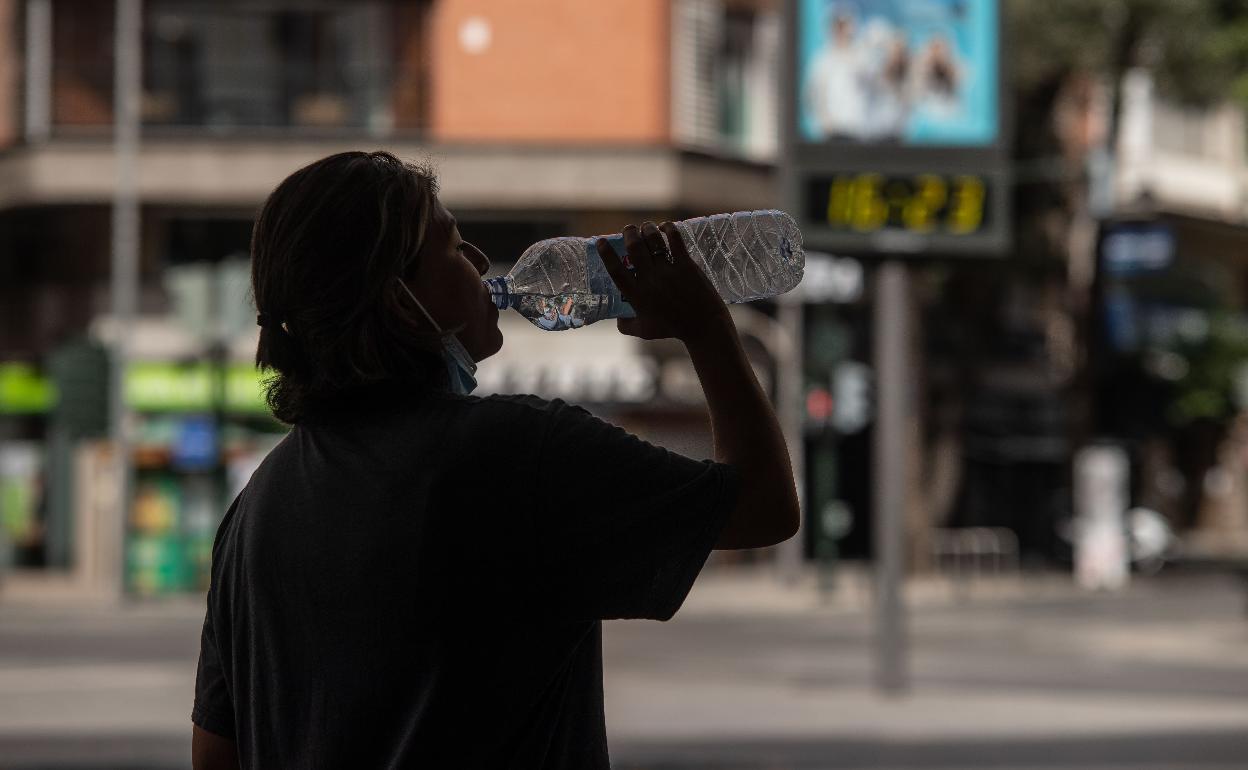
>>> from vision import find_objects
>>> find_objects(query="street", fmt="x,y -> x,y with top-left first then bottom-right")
1,568 -> 1246,769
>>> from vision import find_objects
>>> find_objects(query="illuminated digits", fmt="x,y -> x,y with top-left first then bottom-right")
884,180 -> 910,228
826,177 -> 853,227
820,173 -> 986,234
851,174 -> 888,232
948,176 -> 985,234
902,175 -> 947,232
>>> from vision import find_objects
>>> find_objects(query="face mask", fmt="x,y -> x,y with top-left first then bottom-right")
397,280 -> 478,395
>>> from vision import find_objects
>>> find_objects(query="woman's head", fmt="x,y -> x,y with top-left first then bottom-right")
251,150 -> 502,423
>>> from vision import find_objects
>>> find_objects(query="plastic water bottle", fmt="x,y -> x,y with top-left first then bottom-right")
484,210 -> 804,331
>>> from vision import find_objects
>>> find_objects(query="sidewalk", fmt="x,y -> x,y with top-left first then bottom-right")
1,565 -> 1246,768
605,565 -> 1248,768
676,562 -> 1082,617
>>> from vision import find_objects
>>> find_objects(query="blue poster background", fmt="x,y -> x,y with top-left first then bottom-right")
798,0 -> 998,146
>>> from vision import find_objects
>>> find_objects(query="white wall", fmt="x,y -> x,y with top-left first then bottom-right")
1115,68 -> 1248,220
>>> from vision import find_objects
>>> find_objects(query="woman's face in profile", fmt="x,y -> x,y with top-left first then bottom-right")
409,201 -> 504,363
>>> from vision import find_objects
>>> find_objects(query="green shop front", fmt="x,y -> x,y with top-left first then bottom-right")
0,357 -> 286,597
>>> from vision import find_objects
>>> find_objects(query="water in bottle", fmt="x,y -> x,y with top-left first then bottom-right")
484,210 -> 804,331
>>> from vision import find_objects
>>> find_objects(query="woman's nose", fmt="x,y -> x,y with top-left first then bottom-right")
466,242 -> 490,276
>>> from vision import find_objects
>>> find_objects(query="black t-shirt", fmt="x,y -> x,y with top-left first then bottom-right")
192,385 -> 738,768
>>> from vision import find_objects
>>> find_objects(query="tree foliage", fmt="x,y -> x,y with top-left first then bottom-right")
1007,0 -> 1248,109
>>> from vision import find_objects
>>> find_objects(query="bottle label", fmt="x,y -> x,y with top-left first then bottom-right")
585,235 -> 635,320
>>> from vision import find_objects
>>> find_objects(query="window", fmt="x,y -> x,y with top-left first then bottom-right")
143,1 -> 394,132
48,0 -> 407,133
672,0 -> 779,160
51,0 -> 116,126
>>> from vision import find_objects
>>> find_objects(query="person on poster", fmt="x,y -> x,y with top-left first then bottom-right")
859,18 -> 912,141
802,4 -> 870,140
911,32 -> 965,124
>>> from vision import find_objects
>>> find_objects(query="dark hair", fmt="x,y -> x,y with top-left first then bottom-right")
251,150 -> 447,423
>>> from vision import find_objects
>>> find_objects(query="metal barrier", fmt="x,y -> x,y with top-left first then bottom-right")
930,527 -> 1021,594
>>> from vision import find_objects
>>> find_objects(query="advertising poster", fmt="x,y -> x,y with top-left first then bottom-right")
798,0 -> 998,145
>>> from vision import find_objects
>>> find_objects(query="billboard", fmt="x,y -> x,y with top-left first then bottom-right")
797,0 -> 998,146
786,0 -> 1008,257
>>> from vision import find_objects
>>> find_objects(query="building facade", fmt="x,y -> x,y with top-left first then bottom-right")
0,0 -> 789,595
1092,69 -> 1248,555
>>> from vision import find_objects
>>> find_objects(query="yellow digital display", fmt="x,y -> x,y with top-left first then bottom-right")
807,173 -> 990,235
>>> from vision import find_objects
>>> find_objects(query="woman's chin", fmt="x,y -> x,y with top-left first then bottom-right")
475,326 -> 505,362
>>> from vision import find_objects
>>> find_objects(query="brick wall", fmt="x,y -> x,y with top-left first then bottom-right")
429,0 -> 670,144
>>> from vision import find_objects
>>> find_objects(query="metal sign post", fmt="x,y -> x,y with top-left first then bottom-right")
872,261 -> 910,694
776,290 -> 806,585
783,0 -> 1009,694
111,0 -> 141,597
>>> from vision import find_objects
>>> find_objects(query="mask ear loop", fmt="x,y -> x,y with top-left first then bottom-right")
396,279 -> 478,375
397,280 -> 445,335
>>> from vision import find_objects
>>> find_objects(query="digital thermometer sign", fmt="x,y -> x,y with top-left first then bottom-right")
806,173 -> 990,235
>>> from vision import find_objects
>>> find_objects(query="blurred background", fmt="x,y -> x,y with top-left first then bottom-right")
0,0 -> 1247,767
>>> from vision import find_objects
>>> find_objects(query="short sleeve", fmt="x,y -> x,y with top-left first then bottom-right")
531,400 -> 738,622
191,594 -> 235,738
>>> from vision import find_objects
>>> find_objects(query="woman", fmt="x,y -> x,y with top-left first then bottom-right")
191,151 -> 797,768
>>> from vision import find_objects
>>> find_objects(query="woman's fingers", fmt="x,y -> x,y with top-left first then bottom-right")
640,221 -> 671,265
660,221 -> 694,272
596,237 -> 631,290
607,221 -> 706,341
622,224 -> 655,275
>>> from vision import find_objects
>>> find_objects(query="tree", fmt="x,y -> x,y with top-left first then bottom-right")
1009,0 -> 1248,129
1006,0 -> 1248,528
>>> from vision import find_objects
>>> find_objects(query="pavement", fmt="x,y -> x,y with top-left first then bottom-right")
1,565 -> 1246,769
608,567 -> 1248,769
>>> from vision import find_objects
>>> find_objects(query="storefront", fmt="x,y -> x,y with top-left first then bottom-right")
1094,213 -> 1248,547
0,351 -> 283,595
0,363 -> 55,570
122,361 -> 283,595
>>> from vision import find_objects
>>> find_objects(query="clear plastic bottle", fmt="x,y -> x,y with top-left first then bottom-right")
484,210 -> 804,331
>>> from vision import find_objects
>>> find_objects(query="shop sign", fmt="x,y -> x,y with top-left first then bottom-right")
126,363 -> 215,412
225,364 -> 270,414
171,416 -> 219,471
126,362 -> 270,415
0,361 -> 270,416
0,363 -> 56,414
832,361 -> 873,434
800,253 -> 864,303
1102,223 -> 1175,275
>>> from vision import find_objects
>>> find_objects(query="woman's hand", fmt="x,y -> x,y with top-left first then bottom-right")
595,222 -> 734,344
